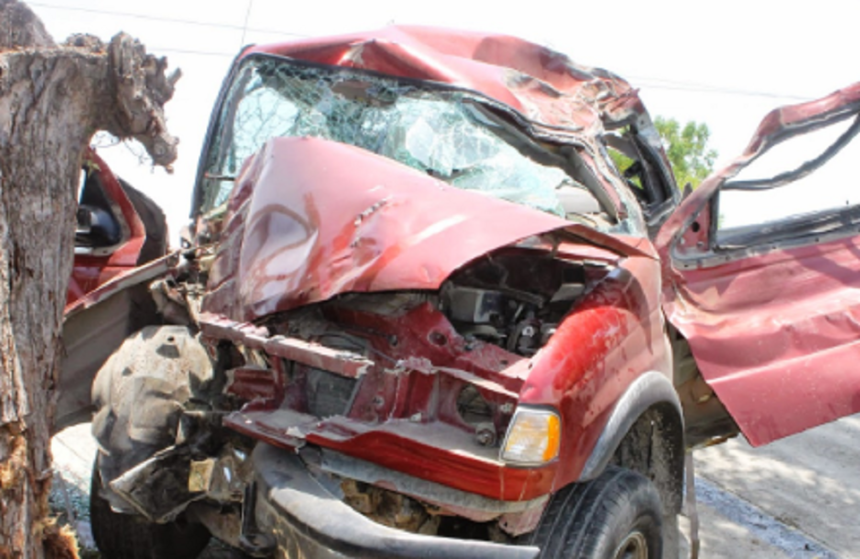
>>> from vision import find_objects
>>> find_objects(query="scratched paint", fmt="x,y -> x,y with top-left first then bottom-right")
657,82 -> 860,446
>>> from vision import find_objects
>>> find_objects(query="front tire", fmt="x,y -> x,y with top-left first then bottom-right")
90,465 -> 211,559
523,466 -> 663,559
89,325 -> 215,559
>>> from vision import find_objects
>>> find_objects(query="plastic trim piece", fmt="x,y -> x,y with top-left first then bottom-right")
579,371 -> 682,481
253,443 -> 540,559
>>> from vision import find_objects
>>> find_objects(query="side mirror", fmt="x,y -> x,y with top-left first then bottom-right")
75,207 -> 92,236
75,205 -> 122,247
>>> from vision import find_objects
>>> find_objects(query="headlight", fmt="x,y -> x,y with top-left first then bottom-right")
500,407 -> 561,466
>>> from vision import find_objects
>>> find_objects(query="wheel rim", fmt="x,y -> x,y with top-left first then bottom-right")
613,530 -> 649,559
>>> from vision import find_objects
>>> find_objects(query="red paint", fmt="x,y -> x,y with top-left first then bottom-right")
200,138 -> 645,323
234,26 -> 663,222
657,81 -> 860,446
225,367 -> 281,403
201,312 -> 374,378
244,27 -> 641,137
305,426 -> 558,502
204,244 -> 670,501
195,28 -> 676,504
56,26 -> 860,534
520,255 -> 669,488
86,26 -> 860,516
66,151 -> 146,310
65,252 -> 179,317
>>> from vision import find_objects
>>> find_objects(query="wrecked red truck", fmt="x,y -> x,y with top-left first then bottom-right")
57,26 -> 860,559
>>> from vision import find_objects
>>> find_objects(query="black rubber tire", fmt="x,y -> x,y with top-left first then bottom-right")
90,465 -> 211,559
89,326 -> 215,559
522,466 -> 663,559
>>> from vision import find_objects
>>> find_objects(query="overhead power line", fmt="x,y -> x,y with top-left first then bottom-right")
240,0 -> 254,46
629,76 -> 814,102
29,1 -> 309,38
146,46 -> 234,58
32,1 -> 817,102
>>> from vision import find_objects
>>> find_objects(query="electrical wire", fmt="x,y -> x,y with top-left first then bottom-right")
629,75 -> 814,102
143,46 -> 234,58
28,1 -> 309,38
31,1 -> 817,101
239,0 -> 253,47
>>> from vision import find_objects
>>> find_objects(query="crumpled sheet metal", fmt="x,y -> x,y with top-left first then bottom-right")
201,137 -> 639,322
656,81 -> 860,446
244,26 -> 644,136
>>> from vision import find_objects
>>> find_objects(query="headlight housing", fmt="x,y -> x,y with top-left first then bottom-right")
500,407 -> 561,466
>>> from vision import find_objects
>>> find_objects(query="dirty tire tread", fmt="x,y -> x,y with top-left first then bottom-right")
523,466 -> 663,559
90,466 -> 210,559
89,326 -> 214,559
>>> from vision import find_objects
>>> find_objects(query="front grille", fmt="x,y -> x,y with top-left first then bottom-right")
306,367 -> 357,418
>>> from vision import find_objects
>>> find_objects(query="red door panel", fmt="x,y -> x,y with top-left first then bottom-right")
666,237 -> 860,446
66,150 -> 146,310
657,82 -> 860,446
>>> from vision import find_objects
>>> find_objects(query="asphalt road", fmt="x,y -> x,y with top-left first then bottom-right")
684,414 -> 860,558
51,415 -> 860,558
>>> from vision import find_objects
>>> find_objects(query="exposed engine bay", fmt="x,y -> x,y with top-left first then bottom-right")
93,246 -> 614,548
440,252 -> 593,356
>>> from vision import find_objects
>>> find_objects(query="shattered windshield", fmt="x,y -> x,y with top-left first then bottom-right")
200,56 -> 606,221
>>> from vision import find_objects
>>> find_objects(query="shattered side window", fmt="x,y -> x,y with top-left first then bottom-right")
200,57 -> 600,218
717,113 -> 860,245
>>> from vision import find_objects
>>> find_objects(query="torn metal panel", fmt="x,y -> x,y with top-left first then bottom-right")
318,448 -> 549,527
202,287 -> 539,499
224,409 -> 317,450
201,230 -> 669,504
657,81 -> 860,446
200,311 -> 375,378
57,252 -> 181,432
108,445 -> 206,523
65,251 -> 180,316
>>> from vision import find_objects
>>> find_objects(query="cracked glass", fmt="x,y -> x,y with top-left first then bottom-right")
200,57 -> 594,218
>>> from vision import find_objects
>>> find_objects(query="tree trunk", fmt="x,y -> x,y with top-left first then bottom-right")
0,2 -> 178,557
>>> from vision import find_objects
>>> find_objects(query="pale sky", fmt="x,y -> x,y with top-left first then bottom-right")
30,0 -> 860,242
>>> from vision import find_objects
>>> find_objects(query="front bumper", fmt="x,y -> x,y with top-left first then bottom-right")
252,443 -> 540,559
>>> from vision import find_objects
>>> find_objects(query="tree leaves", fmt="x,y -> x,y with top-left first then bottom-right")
654,116 -> 718,190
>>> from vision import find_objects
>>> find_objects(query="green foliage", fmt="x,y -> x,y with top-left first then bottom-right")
654,116 -> 717,189
607,149 -> 641,189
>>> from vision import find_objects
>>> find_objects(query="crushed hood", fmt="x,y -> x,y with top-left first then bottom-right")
202,137 -> 646,322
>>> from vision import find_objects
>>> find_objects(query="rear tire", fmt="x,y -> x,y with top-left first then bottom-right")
522,466 -> 663,559
90,465 -> 210,559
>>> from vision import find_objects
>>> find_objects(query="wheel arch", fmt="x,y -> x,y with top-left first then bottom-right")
578,371 -> 685,514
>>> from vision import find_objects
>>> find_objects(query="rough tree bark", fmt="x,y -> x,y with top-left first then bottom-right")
0,2 -> 179,557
